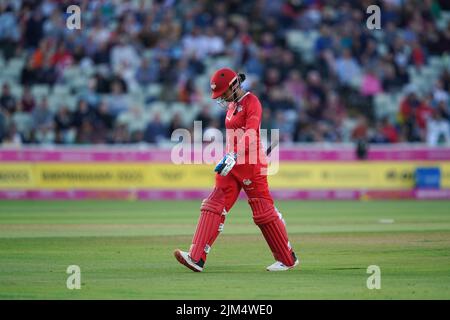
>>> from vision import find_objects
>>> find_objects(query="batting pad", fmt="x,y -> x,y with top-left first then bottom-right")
249,198 -> 296,267
189,188 -> 225,262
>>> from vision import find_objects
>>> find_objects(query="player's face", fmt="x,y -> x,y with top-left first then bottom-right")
216,87 -> 233,109
220,87 -> 234,102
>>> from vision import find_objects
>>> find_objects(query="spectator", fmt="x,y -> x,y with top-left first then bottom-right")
273,111 -> 294,142
178,78 -> 200,104
261,108 -> 274,131
0,83 -> 16,114
285,70 -> 306,106
266,86 -> 296,112
31,39 -> 51,70
432,79 -> 449,106
2,123 -> 22,146
117,106 -> 148,135
32,97 -> 53,132
381,61 -> 402,92
37,58 -> 58,86
110,36 -> 141,90
93,41 -> 111,65
351,115 -> 369,142
315,25 -> 333,55
54,105 -> 74,143
20,57 -> 38,86
51,42 -> 74,76
334,49 -> 361,86
72,100 -> 96,130
144,113 -> 167,143
195,105 -> 213,129
203,119 -> 222,146
400,89 -> 434,141
20,86 -> 36,113
436,100 -> 450,121
107,80 -> 130,116
293,115 -> 315,143
24,7 -> 44,49
89,19 -> 111,48
135,57 -> 157,86
78,78 -> 101,108
29,97 -> 53,144
111,123 -> 130,144
167,112 -> 185,137
182,26 -> 205,59
43,7 -> 65,39
379,116 -> 399,143
202,26 -> 225,57
360,67 -> 383,97
427,109 -> 450,146
95,101 -> 114,132
76,120 -> 96,144
0,4 -> 20,61
411,40 -> 426,67
305,70 -> 326,105
93,67 -> 113,94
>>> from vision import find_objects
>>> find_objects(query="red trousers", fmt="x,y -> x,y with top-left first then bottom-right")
216,163 -> 273,212
190,163 -> 273,263
189,163 -> 296,267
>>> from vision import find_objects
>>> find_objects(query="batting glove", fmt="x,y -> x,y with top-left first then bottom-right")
214,152 -> 236,176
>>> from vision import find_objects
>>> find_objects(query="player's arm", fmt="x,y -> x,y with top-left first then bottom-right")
236,96 -> 262,159
215,97 -> 262,176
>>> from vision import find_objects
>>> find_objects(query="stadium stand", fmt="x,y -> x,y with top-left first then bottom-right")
0,0 -> 449,146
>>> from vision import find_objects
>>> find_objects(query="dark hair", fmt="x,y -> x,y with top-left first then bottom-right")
238,73 -> 246,83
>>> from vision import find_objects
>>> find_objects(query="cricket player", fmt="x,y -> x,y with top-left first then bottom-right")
174,68 -> 299,272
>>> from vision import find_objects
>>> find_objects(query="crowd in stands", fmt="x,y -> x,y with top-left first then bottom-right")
0,0 -> 449,147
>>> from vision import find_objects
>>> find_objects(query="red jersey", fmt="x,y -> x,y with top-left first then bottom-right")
225,92 -> 266,166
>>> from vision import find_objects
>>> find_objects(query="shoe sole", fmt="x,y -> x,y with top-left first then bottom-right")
174,249 -> 202,272
267,259 -> 300,272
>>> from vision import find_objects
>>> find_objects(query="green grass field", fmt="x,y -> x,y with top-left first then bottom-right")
0,200 -> 449,299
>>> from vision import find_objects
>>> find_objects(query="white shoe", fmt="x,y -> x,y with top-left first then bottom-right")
266,259 -> 299,271
174,249 -> 204,272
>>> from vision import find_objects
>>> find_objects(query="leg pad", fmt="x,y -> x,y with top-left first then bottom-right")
189,188 -> 225,262
249,198 -> 296,267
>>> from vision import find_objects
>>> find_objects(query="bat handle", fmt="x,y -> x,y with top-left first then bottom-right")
266,141 -> 278,156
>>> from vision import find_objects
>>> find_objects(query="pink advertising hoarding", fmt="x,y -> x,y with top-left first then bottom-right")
1,145 -> 449,200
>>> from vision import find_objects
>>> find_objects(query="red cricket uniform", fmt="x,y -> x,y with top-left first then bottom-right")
185,68 -> 297,270
217,91 -> 273,212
